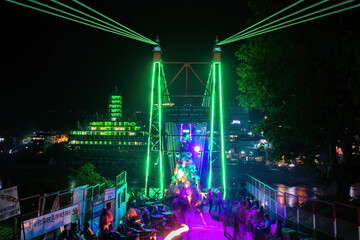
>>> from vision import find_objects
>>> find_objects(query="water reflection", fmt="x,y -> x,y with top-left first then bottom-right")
271,183 -> 360,208
272,184 -> 323,208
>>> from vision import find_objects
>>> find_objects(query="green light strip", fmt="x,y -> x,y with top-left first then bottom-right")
220,0 -> 304,44
217,62 -> 226,199
145,62 -> 157,196
6,0 -> 155,44
219,0 -> 329,44
208,63 -> 216,190
73,0 -> 157,45
50,0 -> 152,43
220,1 -> 358,44
158,62 -> 164,194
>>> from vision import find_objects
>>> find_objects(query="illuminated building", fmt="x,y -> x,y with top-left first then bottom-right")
68,88 -> 148,154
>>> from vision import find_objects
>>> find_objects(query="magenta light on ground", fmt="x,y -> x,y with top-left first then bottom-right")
194,146 -> 200,152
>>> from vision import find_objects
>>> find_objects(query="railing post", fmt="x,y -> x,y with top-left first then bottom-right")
275,189 -> 278,219
297,195 -> 300,232
333,203 -> 337,239
358,207 -> 360,240
312,200 -> 316,238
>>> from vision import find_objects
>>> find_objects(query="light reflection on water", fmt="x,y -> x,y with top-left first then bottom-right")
271,184 -> 360,208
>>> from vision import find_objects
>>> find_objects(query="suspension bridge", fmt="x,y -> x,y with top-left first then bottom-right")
6,0 -> 360,199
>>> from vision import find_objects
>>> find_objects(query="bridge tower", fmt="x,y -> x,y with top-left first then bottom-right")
145,38 -> 226,199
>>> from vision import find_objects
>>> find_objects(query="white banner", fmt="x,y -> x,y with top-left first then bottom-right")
104,187 -> 116,201
21,204 -> 79,240
0,186 -> 21,221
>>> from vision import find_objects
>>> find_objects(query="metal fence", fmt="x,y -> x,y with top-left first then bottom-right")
246,175 -> 360,240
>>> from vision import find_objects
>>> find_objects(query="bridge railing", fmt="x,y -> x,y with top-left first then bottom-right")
246,175 -> 360,240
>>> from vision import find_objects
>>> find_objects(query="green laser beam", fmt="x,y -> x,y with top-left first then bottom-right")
221,0 -> 304,44
145,61 -> 157,196
219,0 -> 329,44
6,0 -> 156,44
222,1 -> 359,44
28,0 -> 152,43
50,0 -> 152,43
73,0 -> 157,45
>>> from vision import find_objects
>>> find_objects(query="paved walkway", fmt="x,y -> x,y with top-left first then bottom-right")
176,205 -> 253,240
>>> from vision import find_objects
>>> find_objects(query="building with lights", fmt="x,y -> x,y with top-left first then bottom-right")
68,88 -> 148,156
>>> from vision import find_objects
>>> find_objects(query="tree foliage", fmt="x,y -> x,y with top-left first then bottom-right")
236,0 -> 360,201
71,163 -> 114,189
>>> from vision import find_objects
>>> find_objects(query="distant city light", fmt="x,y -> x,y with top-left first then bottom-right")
232,120 -> 241,124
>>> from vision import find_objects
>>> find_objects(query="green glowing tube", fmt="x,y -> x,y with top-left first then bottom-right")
217,63 -> 226,199
6,0 -> 155,44
50,0 -> 151,43
221,0 -> 358,45
158,62 -> 164,194
220,0 -> 304,44
219,0 -> 329,44
145,62 -> 157,196
208,63 -> 216,190
73,0 -> 157,45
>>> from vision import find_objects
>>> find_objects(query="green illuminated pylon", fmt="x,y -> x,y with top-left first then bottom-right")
145,44 -> 167,197
207,44 -> 226,199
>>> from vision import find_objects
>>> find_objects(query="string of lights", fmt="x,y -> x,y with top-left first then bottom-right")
218,0 -> 359,45
6,0 -> 157,45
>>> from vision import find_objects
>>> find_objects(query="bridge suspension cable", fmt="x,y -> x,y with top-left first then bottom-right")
6,0 -> 157,45
218,0 -> 360,45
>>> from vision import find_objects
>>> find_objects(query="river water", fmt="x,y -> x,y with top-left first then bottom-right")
270,183 -> 360,208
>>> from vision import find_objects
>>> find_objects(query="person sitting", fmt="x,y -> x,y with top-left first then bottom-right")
250,200 -> 260,211
82,221 -> 95,240
266,220 -> 283,240
251,206 -> 264,229
58,229 -> 68,240
254,214 -> 272,240
68,222 -> 81,240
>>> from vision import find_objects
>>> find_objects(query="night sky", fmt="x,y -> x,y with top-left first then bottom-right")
1,1 -> 251,135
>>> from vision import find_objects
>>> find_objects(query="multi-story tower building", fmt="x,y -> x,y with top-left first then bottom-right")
68,88 -> 148,155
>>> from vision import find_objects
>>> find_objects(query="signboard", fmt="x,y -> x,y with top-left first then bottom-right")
0,186 -> 21,221
21,204 -> 79,240
104,187 -> 116,201
163,106 -> 209,122
91,198 -> 104,236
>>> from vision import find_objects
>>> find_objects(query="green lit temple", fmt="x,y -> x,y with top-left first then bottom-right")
68,88 -> 148,154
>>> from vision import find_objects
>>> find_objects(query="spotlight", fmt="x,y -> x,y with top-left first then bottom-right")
194,146 -> 200,152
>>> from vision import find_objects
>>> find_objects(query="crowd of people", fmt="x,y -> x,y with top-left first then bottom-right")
208,184 -> 284,240
58,202 -> 113,240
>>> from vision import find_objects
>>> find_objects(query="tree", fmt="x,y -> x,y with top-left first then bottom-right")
235,0 -> 360,201
71,163 -> 114,189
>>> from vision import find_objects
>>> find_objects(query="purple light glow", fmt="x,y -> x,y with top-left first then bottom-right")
180,123 -> 183,141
